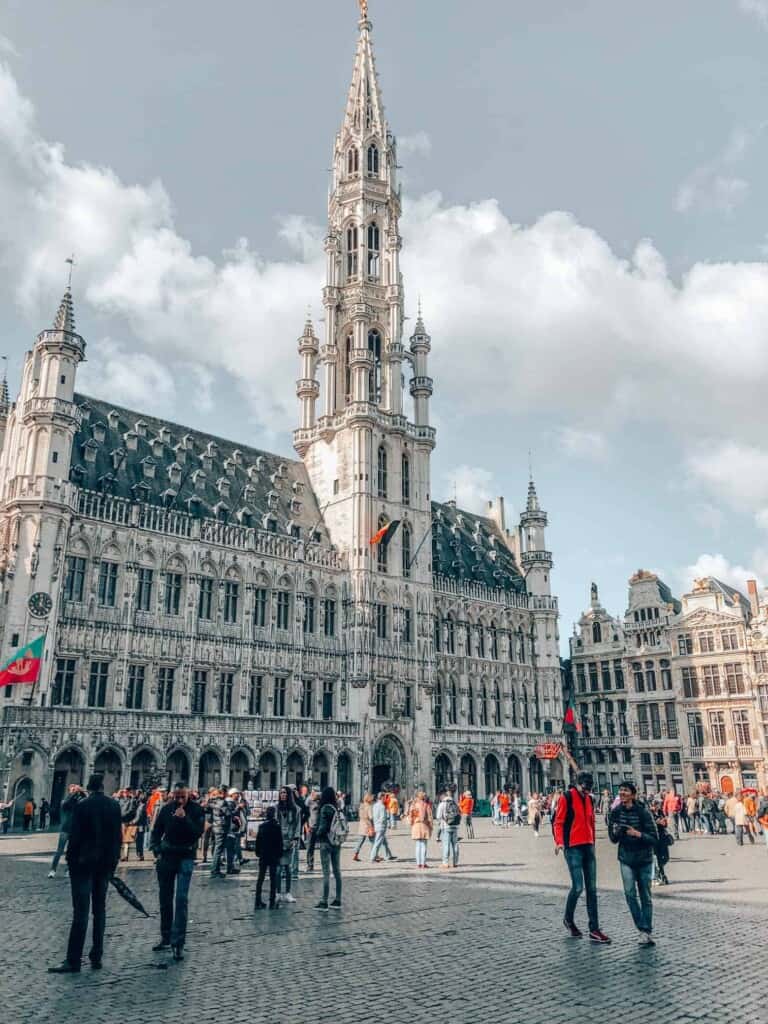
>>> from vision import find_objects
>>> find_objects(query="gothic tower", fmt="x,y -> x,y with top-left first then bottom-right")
294,8 -> 436,791
0,288 -> 85,694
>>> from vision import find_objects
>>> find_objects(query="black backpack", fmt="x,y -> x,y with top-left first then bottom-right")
444,797 -> 461,826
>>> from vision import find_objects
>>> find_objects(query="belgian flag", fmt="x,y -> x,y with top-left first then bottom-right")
563,694 -> 581,733
369,519 -> 401,548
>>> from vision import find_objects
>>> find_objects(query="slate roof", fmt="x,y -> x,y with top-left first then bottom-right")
70,394 -> 332,545
431,500 -> 526,593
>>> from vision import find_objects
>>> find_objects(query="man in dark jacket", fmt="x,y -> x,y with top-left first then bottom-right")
48,774 -> 122,974
210,788 -> 239,877
150,782 -> 205,960
254,806 -> 283,909
608,781 -> 659,946
553,771 -> 610,944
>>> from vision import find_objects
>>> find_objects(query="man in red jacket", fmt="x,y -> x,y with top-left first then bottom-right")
554,772 -> 611,944
662,790 -> 681,839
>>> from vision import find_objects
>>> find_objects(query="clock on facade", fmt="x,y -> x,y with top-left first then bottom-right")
28,592 -> 52,618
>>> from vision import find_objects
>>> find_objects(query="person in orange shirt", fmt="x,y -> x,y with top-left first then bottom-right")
743,792 -> 758,838
498,790 -> 511,827
459,791 -> 474,838
386,792 -> 400,829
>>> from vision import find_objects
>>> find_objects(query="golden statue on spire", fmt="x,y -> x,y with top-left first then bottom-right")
359,0 -> 368,19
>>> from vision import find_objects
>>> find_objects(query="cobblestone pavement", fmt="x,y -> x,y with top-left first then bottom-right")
2,818 -> 767,1024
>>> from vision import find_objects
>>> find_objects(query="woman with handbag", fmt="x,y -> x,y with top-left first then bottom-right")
409,789 -> 433,868
352,793 -> 375,861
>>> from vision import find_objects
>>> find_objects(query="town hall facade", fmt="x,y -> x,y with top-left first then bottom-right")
0,11 -> 564,820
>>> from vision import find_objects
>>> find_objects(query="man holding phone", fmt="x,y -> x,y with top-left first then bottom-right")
554,771 -> 611,944
608,781 -> 659,946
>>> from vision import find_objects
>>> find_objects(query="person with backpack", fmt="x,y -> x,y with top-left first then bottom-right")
553,771 -> 611,944
370,792 -> 398,863
314,785 -> 345,910
436,786 -> 461,868
254,806 -> 283,910
409,789 -> 433,868
608,781 -> 658,946
210,787 -> 239,878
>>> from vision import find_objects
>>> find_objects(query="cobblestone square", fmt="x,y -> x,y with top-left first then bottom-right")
2,819 -> 766,1024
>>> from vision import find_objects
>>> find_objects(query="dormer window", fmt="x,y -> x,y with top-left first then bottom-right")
367,222 -> 380,280
82,439 -> 99,463
79,402 -> 92,422
292,480 -> 303,495
213,501 -> 229,522
92,421 -> 106,443
223,458 -> 236,477
347,147 -> 359,175
290,499 -> 302,515
200,453 -> 213,473
346,224 -> 359,278
162,488 -> 177,506
135,419 -> 148,438
277,463 -> 286,478
111,448 -> 126,470
151,437 -> 164,458
123,430 -> 138,452
168,462 -> 182,486
206,441 -> 219,459
238,506 -> 254,528
192,469 -> 207,493
141,456 -> 156,480
243,484 -> 256,503
182,433 -> 194,451
71,465 -> 86,481
255,455 -> 266,472
367,143 -> 379,176
267,490 -> 279,510
187,495 -> 202,515
98,472 -> 115,492
158,426 -> 171,444
173,444 -> 186,465
217,477 -> 231,498
107,410 -> 120,430
269,472 -> 282,488
131,481 -> 151,500
231,449 -> 243,465
263,515 -> 278,533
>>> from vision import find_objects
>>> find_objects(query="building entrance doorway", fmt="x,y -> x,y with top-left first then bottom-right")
372,734 -> 406,793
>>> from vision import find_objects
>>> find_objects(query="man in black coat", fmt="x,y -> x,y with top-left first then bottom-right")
48,773 -> 122,974
254,806 -> 283,910
150,782 -> 205,960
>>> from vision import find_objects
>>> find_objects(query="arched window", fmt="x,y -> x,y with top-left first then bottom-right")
479,683 -> 488,727
477,626 -> 486,659
367,222 -> 380,280
367,143 -> 379,176
517,629 -> 526,664
401,454 -> 410,505
434,680 -> 443,729
448,679 -> 458,725
593,621 -> 602,643
401,522 -> 412,578
347,147 -> 359,175
445,615 -> 455,655
368,329 -> 382,403
376,513 -> 388,573
522,686 -> 530,728
489,623 -> 499,660
493,682 -> 502,726
433,615 -> 441,652
346,224 -> 359,278
467,682 -> 475,725
510,685 -> 518,727
377,445 -> 387,498
345,333 -> 353,402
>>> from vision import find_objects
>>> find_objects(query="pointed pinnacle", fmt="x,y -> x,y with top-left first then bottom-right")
53,288 -> 76,334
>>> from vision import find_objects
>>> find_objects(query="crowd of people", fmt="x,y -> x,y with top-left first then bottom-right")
36,769 -> 768,974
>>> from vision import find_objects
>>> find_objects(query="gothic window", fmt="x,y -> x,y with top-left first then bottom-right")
376,681 -> 387,717
377,514 -> 389,573
377,445 -> 387,498
479,683 -> 488,727
433,615 -> 441,652
157,667 -> 174,711
324,597 -> 337,637
223,580 -> 239,623
592,621 -> 602,643
375,602 -> 388,639
125,665 -> 145,710
493,682 -> 502,726
276,590 -> 291,631
87,662 -> 108,708
401,454 -> 410,505
367,222 -> 380,280
249,675 -> 263,715
345,333 -> 353,401
273,677 -> 287,717
517,629 -> 525,663
218,672 -> 234,714
403,606 -> 412,642
346,224 -> 359,278
198,577 -> 214,621
467,682 -> 475,725
164,572 -> 183,615
477,626 -> 486,659
367,143 -> 379,176
521,686 -> 530,729
64,556 -> 86,602
368,329 -> 382,402
97,561 -> 118,607
510,685 -> 518,727
192,669 -> 208,714
401,522 -> 412,578
135,568 -> 154,612
434,680 -> 443,728
490,623 -> 499,660
347,146 -> 359,175
322,679 -> 335,719
253,587 -> 268,628
300,678 -> 314,718
304,593 -> 316,634
445,615 -> 455,655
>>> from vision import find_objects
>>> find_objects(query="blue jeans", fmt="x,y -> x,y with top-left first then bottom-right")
414,839 -> 427,866
371,830 -> 393,860
619,860 -> 653,934
51,830 -> 70,872
157,857 -> 195,947
563,845 -> 599,932
441,826 -> 459,866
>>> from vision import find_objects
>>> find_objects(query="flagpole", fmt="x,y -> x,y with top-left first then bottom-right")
24,626 -> 48,706
406,517 -> 434,572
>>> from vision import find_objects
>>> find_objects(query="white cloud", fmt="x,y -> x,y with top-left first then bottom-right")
0,35 -> 17,57
679,552 -> 762,595
755,508 -> 768,531
78,338 -> 177,413
739,0 -> 768,27
441,465 -> 494,514
675,127 -> 760,214
558,427 -> 609,462
398,131 -> 432,159
686,443 -> 768,508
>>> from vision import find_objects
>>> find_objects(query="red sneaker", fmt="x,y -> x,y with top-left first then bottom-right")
563,919 -> 582,938
589,929 -> 612,944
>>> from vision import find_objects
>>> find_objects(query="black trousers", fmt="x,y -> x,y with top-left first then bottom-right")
255,862 -> 278,905
66,869 -> 110,966
306,828 -> 317,869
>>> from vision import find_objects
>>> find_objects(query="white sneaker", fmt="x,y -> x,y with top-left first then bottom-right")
274,894 -> 283,904
47,870 -> 56,878
638,932 -> 656,946
283,893 -> 296,903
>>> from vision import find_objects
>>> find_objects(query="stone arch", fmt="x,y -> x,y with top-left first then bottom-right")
166,746 -> 193,788
286,748 -> 306,788
506,753 -> 522,792
69,534 -> 92,559
197,748 -> 224,791
434,751 -> 454,794
311,749 -> 332,790
163,551 -> 188,573
11,776 -> 34,829
93,746 -> 123,795
372,732 -> 407,793
51,746 -> 87,820
255,747 -> 280,790
484,752 -> 502,797
336,749 -> 354,799
130,746 -> 163,789
459,752 -> 477,795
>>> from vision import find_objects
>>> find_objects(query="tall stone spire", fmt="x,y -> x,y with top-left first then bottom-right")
526,475 -> 540,513
342,2 -> 386,143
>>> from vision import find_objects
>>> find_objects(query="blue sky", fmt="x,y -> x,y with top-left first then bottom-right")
2,0 -> 768,646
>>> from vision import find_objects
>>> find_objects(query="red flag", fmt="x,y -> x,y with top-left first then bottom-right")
0,635 -> 45,687
563,697 -> 581,733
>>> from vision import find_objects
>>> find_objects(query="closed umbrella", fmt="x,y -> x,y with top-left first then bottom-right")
109,875 -> 151,918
